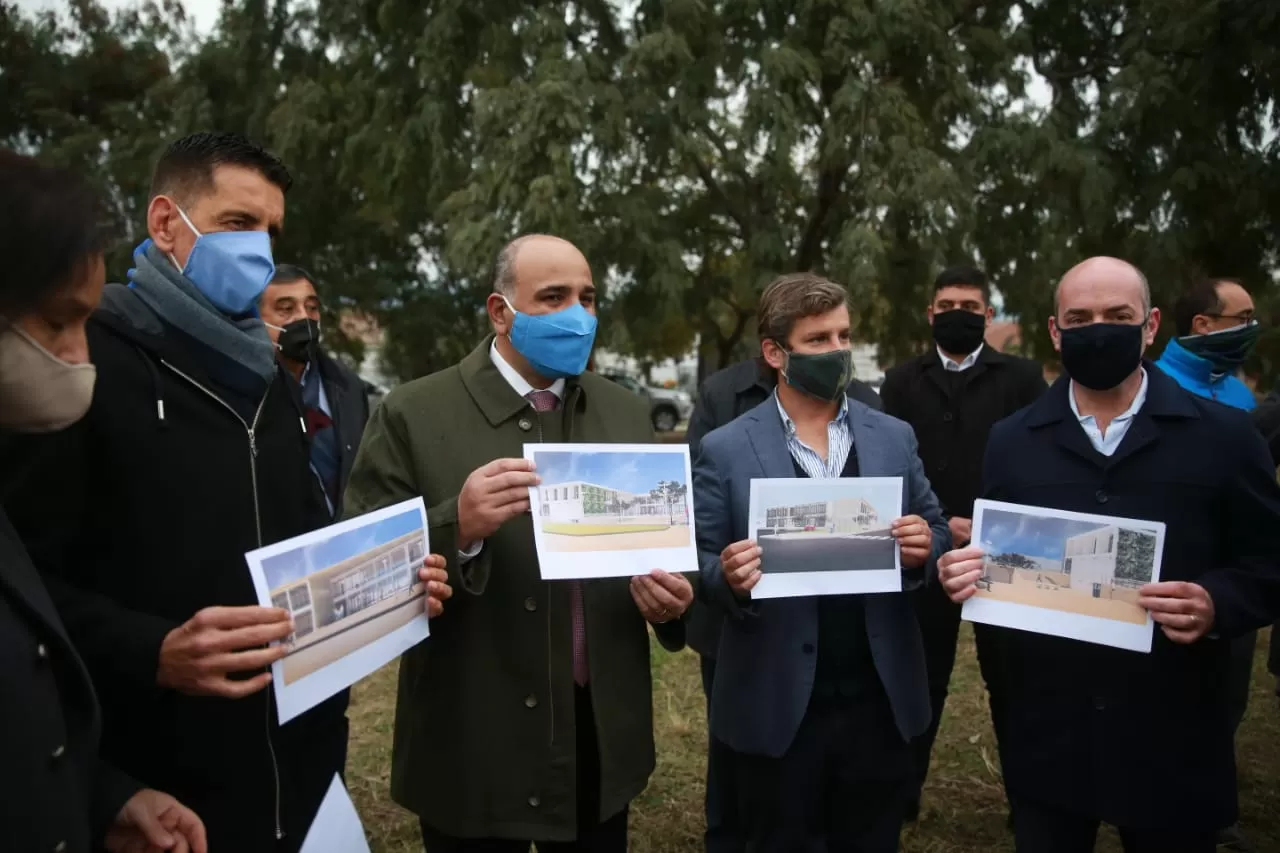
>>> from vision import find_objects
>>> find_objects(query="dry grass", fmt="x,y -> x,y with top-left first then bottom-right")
346,625 -> 1280,852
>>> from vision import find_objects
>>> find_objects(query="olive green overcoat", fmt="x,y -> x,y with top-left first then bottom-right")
343,337 -> 686,841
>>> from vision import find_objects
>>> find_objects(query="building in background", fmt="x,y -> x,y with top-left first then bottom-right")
761,498 -> 880,534
540,480 -> 688,525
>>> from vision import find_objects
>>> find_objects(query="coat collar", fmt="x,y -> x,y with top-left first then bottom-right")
921,342 -> 1006,396
1025,360 -> 1199,468
459,335 -> 585,427
740,393 -> 892,478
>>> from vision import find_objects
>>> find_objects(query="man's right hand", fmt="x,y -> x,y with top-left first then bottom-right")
456,458 -> 541,546
721,539 -> 762,597
937,545 -> 987,604
157,606 -> 294,698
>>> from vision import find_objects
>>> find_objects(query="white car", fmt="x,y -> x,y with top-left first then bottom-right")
600,372 -> 693,432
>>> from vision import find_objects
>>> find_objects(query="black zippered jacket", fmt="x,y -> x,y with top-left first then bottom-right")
1,284 -> 349,852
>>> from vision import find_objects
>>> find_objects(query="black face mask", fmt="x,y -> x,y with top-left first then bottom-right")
780,347 -> 854,402
931,309 -> 987,356
275,318 -> 322,363
1058,321 -> 1146,391
1179,322 -> 1261,374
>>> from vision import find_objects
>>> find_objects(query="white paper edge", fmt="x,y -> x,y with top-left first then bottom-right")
299,773 -> 371,853
961,498 -> 1166,653
244,497 -> 431,724
524,443 -> 699,579
746,476 -> 905,599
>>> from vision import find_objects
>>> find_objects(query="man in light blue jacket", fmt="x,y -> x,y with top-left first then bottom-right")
1154,277 -> 1258,411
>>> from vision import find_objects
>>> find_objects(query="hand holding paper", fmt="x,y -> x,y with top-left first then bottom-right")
419,555 -> 453,619
891,515 -> 932,569
157,606 -> 294,698
1138,581 -> 1215,643
721,539 -> 763,598
630,570 -> 693,623
938,545 -> 986,603
457,458 -> 540,545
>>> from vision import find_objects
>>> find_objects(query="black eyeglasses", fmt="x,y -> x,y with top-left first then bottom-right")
1207,312 -> 1255,323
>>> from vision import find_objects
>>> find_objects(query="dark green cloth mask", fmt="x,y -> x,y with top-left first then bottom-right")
1179,322 -> 1261,374
781,347 -> 854,402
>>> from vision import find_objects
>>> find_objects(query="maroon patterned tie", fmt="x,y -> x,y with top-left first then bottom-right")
527,390 -> 589,685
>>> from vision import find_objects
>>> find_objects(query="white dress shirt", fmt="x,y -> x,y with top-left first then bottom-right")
459,341 -> 565,560
937,343 -> 983,372
1068,369 -> 1149,457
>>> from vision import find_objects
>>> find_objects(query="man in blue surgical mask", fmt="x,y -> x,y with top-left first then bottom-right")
344,234 -> 694,852
4,132 -> 454,852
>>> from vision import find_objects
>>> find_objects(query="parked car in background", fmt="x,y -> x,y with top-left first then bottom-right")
599,371 -> 694,432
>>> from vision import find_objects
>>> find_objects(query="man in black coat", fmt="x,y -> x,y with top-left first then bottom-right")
939,257 -> 1280,853
4,132 -> 451,852
259,263 -> 371,519
0,150 -> 206,853
686,353 -> 881,851
879,266 -> 1046,818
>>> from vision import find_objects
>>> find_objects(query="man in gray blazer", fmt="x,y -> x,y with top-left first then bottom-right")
694,272 -> 950,852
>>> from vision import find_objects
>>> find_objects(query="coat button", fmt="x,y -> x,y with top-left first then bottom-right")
51,744 -> 65,760
943,412 -> 954,422
518,418 -> 533,432
528,795 -> 541,808
36,643 -> 48,660
1095,489 -> 1109,504
801,643 -> 815,654
524,597 -> 537,612
524,694 -> 538,708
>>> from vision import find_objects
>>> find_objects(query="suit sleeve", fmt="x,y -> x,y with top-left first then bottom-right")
343,396 -> 492,596
901,428 -> 951,591
693,438 -> 756,619
4,422 -> 178,691
1196,422 -> 1280,639
89,759 -> 140,847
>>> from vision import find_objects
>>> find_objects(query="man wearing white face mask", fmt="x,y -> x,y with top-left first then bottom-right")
0,150 -> 211,853
3,133 -> 454,852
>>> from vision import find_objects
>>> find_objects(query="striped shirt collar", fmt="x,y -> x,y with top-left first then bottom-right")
774,391 -> 853,478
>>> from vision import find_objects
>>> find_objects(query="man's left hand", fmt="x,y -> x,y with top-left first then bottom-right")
892,515 -> 932,570
1138,581 -> 1215,644
630,570 -> 694,624
418,555 -> 453,619
105,789 -> 207,853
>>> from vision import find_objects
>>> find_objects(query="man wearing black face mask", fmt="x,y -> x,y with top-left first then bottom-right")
937,256 -> 1280,853
694,273 -> 950,852
259,264 -> 370,519
879,266 -> 1046,821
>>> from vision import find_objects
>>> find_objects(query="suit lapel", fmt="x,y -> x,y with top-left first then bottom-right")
848,406 -> 892,476
0,512 -> 71,648
743,402 -> 799,479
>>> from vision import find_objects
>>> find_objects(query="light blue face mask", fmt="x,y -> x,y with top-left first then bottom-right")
170,205 -> 275,316
503,296 -> 598,379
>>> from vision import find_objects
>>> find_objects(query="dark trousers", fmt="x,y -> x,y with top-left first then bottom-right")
700,655 -> 743,853
909,582 -> 1008,805
1010,796 -> 1216,853
419,687 -> 627,853
732,697 -> 913,853
1228,630 -> 1257,735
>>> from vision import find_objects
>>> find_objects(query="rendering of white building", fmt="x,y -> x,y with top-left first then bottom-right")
763,498 -> 880,534
1063,525 -> 1155,597
540,480 -> 688,525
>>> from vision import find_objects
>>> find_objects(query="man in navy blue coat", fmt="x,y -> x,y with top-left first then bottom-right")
939,257 -> 1280,853
694,273 -> 950,852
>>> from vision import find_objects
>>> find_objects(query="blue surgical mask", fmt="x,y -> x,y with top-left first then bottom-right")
170,205 -> 275,316
503,296 -> 598,379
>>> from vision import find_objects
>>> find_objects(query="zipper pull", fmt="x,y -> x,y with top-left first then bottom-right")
249,429 -> 259,458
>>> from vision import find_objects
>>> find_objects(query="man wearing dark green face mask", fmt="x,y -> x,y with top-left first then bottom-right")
1154,277 -> 1259,412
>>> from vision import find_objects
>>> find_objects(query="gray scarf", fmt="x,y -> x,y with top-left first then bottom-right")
128,242 -> 278,395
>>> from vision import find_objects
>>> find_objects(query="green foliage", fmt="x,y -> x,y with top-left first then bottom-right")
1115,527 -> 1156,584
4,0 -> 1278,383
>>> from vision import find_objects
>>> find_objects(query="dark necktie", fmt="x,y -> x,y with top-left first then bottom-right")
526,390 -> 589,685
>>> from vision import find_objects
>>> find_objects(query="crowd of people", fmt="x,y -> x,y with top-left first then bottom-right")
2,130 -> 1279,853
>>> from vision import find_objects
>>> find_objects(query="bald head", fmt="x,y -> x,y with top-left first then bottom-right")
492,234 -> 589,298
487,233 -> 596,344
1054,256 -> 1151,319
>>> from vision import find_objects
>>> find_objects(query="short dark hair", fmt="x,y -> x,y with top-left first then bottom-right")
756,273 -> 848,345
150,132 -> 292,203
0,149 -> 113,319
1173,277 -> 1244,337
933,265 -> 990,303
270,263 -> 318,294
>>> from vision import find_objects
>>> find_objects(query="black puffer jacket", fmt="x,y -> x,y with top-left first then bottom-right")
2,284 -> 349,852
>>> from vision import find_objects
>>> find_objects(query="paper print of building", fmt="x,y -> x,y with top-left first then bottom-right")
1062,525 -> 1156,597
271,530 -> 427,649
762,497 -> 880,534
540,480 -> 688,525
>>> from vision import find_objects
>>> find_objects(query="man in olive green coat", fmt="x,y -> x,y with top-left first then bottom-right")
344,234 -> 694,852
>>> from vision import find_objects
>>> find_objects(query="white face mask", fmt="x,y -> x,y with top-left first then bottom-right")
0,323 -> 97,433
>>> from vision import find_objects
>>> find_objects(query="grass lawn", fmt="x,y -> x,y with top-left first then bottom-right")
542,522 -> 670,535
347,625 -> 1280,852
